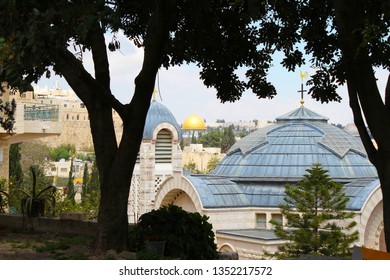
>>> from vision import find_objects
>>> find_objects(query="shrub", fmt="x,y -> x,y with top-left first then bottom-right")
132,204 -> 218,259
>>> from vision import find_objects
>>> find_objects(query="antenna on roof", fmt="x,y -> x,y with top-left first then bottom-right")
298,70 -> 308,105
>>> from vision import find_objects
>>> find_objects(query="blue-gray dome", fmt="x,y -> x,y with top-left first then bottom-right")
143,101 -> 182,139
212,106 -> 377,180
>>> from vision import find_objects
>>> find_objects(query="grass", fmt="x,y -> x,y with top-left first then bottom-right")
9,240 -> 32,249
33,235 -> 93,259
0,232 -> 94,260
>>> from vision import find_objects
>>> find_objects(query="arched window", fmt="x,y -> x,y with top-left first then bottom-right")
155,129 -> 172,163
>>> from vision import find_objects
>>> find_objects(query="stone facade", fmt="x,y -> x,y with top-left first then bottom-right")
155,105 -> 385,259
128,105 -> 183,223
155,172 -> 384,259
182,144 -> 225,172
24,87 -> 123,151
0,83 -> 61,179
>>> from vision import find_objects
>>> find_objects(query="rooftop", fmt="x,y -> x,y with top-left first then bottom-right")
143,101 -> 182,139
212,106 -> 377,180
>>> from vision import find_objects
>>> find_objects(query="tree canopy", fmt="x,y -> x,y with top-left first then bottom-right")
0,0 -> 389,252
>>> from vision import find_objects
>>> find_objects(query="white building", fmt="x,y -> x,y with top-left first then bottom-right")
0,82 -> 61,179
154,105 -> 384,259
127,100 -> 182,223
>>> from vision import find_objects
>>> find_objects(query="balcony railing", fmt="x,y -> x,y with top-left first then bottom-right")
24,104 -> 59,121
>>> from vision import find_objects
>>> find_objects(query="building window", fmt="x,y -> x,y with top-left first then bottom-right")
256,213 -> 267,229
270,213 -> 283,228
51,167 -> 57,172
155,129 -> 172,163
60,168 -> 68,173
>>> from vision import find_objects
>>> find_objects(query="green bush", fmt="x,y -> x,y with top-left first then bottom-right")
0,178 -> 8,212
132,204 -> 218,260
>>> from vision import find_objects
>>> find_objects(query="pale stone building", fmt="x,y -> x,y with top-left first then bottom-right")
24,85 -> 123,151
0,82 -> 61,179
207,119 -> 270,131
127,100 -> 182,223
155,105 -> 385,259
45,158 -> 86,179
182,144 -> 225,172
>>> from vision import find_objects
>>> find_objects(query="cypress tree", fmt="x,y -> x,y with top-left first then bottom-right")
66,158 -> 75,204
81,162 -> 89,203
8,143 -> 23,211
271,164 -> 359,259
221,126 -> 236,153
89,159 -> 100,192
9,143 -> 23,187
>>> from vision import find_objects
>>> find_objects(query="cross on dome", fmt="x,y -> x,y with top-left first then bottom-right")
298,70 -> 308,105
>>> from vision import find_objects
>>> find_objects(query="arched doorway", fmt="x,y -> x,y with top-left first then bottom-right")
160,189 -> 197,213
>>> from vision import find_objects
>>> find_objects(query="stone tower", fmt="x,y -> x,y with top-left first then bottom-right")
128,100 -> 182,223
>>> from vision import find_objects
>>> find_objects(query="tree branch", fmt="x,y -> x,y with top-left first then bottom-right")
333,0 -> 390,148
54,49 -> 95,103
347,81 -> 378,165
116,0 -> 176,169
125,0 -> 176,118
385,73 -> 390,111
55,48 -> 125,116
89,22 -> 111,90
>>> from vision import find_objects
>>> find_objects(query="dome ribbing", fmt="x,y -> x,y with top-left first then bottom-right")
212,106 -> 377,180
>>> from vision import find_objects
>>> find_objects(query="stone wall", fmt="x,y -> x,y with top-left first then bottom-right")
38,109 -> 123,151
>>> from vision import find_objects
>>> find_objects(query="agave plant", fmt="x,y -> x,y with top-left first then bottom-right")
19,166 -> 56,217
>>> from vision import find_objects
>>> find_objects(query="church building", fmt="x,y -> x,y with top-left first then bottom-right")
127,100 -> 182,223
152,104 -> 384,259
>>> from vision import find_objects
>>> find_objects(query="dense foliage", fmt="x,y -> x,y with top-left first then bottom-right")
132,204 -> 218,259
270,164 -> 359,259
197,126 -> 236,153
49,144 -> 76,162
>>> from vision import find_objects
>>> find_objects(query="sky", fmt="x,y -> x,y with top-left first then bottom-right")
35,33 -> 388,126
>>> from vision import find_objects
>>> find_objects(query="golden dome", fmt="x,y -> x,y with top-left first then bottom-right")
182,114 -> 206,130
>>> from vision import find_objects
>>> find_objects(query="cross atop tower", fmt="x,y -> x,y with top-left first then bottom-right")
298,70 -> 308,105
298,83 -> 307,105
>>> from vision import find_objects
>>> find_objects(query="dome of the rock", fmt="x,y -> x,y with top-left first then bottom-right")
182,114 -> 206,130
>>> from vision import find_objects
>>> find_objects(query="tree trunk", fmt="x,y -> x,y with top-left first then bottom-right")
88,99 -> 133,253
94,177 -> 131,252
55,0 -> 176,253
333,0 -> 390,251
91,86 -> 152,253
